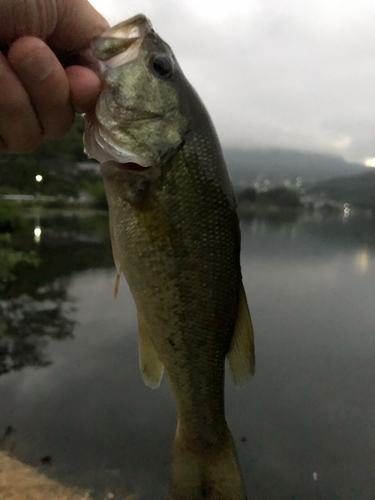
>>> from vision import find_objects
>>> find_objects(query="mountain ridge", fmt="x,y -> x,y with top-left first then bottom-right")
223,148 -> 366,185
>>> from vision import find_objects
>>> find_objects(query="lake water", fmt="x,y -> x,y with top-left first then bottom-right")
1,209 -> 375,500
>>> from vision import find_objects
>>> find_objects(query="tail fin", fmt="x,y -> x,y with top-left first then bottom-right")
171,422 -> 247,500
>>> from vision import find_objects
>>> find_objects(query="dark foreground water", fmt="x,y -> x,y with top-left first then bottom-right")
1,209 -> 375,499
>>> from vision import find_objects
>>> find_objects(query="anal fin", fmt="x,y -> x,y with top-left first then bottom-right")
138,310 -> 164,389
114,272 -> 120,299
227,281 -> 255,386
109,213 -> 121,299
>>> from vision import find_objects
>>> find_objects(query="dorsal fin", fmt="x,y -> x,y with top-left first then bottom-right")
227,282 -> 255,386
137,310 -> 164,389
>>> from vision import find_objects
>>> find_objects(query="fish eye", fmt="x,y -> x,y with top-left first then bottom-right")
149,54 -> 173,79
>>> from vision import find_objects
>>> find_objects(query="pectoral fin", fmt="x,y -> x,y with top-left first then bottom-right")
227,282 -> 255,386
109,213 -> 121,299
138,310 -> 164,389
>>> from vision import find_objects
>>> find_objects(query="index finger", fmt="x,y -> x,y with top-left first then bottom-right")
49,0 -> 110,53
0,0 -> 109,52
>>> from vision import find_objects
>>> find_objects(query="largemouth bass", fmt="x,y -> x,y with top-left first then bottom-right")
84,14 -> 255,500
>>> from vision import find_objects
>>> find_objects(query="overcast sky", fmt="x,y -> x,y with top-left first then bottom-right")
89,0 -> 375,164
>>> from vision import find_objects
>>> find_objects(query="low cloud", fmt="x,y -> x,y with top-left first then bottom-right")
90,0 -> 375,163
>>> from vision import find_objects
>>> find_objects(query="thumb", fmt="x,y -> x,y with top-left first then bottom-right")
50,0 -> 109,53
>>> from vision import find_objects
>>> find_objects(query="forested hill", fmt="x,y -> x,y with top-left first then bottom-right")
0,117 -> 368,197
309,169 -> 375,210
224,148 -> 365,185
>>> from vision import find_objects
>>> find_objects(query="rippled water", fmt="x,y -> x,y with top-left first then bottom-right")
1,210 -> 375,499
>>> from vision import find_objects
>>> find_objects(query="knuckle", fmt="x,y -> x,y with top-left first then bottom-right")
7,131 -> 42,154
6,97 -> 28,118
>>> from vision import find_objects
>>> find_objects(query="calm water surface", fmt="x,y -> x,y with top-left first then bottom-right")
1,210 -> 375,499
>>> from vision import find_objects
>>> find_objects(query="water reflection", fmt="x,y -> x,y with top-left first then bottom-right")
355,247 -> 369,273
0,211 -> 113,378
1,211 -> 375,500
33,210 -> 41,243
0,279 -> 74,375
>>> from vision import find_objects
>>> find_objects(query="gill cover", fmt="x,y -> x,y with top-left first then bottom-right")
83,14 -> 189,169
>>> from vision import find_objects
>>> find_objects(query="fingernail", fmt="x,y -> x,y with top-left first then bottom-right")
20,50 -> 54,81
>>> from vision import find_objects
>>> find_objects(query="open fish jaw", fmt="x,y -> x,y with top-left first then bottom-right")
83,15 -> 153,168
92,15 -> 153,68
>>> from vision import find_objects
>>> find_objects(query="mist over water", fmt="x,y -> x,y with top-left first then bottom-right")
1,211 -> 375,499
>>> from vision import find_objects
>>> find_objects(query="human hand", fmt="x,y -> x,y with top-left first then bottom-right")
0,0 -> 109,153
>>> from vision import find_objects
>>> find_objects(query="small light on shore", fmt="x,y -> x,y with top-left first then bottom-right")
34,226 -> 42,243
35,175 -> 43,182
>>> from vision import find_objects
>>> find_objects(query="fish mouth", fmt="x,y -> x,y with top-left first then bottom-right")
92,14 -> 153,69
83,15 -> 155,170
100,160 -> 153,181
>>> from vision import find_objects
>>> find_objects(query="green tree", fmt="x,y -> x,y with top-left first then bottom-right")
0,115 -> 95,197
237,187 -> 257,203
310,170 -> 375,210
258,187 -> 302,208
